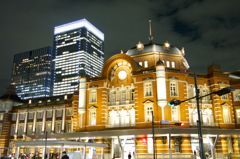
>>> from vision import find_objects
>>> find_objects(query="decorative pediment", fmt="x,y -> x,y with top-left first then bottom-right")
143,99 -> 154,103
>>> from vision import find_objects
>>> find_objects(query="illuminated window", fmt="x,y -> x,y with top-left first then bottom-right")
223,105 -> 231,124
233,89 -> 240,101
27,123 -> 33,135
36,122 -> 42,134
66,108 -> 72,116
139,62 -> 143,66
189,108 -> 198,125
172,106 -> 179,121
56,109 -> 63,117
0,113 -> 4,120
236,109 -> 240,124
170,80 -> 178,96
55,121 -> 61,133
28,112 -> 34,119
46,121 -> 52,133
37,111 -> 43,119
145,103 -> 153,122
89,108 -> 96,126
144,81 -> 153,97
200,85 -> 210,102
129,107 -> 135,126
46,110 -> 52,118
144,61 -> 148,68
171,61 -> 175,68
17,124 -> 24,136
201,108 -> 214,126
166,61 -> 170,67
66,121 -> 72,133
90,89 -> 97,103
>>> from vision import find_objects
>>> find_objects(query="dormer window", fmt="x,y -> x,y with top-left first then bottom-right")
166,61 -> 170,67
171,61 -> 175,68
144,61 -> 148,68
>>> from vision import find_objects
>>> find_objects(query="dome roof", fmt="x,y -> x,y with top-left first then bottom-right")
126,42 -> 182,56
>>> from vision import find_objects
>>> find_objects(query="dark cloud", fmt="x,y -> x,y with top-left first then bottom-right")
0,0 -> 239,94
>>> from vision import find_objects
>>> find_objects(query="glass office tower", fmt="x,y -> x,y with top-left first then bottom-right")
11,47 -> 53,99
53,19 -> 104,96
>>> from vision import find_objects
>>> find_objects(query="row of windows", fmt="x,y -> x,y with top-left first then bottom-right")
11,120 -> 72,136
138,60 -> 176,68
12,108 -> 72,121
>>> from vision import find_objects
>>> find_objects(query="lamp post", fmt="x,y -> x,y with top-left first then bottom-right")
168,75 -> 234,159
151,111 -> 156,159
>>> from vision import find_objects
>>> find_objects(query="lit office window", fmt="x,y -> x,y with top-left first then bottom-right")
144,81 -> 153,97
89,108 -> 96,126
145,103 -> 153,122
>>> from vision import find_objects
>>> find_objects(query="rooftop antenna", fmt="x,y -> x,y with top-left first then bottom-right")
148,19 -> 154,43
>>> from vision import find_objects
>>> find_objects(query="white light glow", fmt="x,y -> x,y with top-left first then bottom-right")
54,19 -> 104,40
118,70 -> 127,80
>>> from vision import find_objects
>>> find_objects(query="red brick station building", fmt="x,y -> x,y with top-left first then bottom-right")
0,39 -> 240,159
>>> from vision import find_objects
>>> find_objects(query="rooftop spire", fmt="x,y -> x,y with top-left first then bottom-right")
148,19 -> 154,43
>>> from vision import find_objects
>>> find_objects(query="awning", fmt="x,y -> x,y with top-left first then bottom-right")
15,140 -> 108,148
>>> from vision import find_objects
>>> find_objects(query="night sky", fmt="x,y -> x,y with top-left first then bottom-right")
0,0 -> 240,95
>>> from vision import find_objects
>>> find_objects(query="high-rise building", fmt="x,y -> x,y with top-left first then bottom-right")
11,46 -> 53,99
53,18 -> 104,96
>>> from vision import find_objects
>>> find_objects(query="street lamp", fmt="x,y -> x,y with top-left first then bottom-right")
168,75 -> 234,159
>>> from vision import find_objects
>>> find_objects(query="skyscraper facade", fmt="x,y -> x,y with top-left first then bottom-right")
11,46 -> 53,99
53,19 -> 104,96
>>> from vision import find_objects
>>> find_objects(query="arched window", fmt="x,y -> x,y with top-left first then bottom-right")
222,105 -> 231,123
201,108 -> 214,126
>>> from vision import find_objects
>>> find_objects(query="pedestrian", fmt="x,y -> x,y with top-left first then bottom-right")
61,152 -> 69,159
128,153 -> 131,159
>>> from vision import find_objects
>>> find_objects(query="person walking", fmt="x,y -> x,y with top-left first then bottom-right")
61,152 -> 69,159
128,153 -> 132,159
